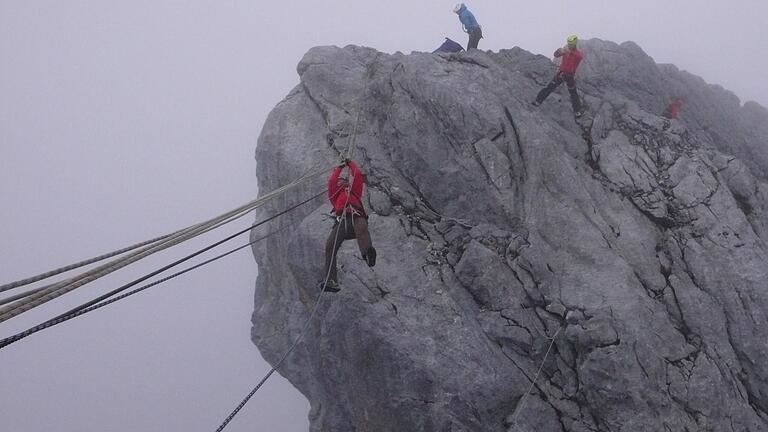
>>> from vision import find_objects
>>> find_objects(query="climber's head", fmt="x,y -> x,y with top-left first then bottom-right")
453,3 -> 465,14
566,35 -> 578,49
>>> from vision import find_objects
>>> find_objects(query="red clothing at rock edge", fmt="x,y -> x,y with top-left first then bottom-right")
663,100 -> 683,119
327,160 -> 366,217
555,47 -> 584,75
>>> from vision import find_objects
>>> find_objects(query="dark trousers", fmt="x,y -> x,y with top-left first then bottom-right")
467,28 -> 482,50
323,213 -> 372,283
536,71 -> 582,112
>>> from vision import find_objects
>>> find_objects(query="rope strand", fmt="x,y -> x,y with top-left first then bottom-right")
0,285 -> 51,307
0,191 -> 324,350
0,234 -> 174,293
509,326 -> 562,431
0,164 -> 332,323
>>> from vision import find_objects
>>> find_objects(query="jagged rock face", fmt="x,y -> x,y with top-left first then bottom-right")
251,40 -> 768,431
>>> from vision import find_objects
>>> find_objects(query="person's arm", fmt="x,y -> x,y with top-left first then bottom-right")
458,13 -> 468,32
327,166 -> 343,201
459,10 -> 478,30
554,48 -> 565,58
346,160 -> 364,198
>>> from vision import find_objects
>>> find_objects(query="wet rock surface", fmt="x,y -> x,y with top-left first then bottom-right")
251,40 -> 768,431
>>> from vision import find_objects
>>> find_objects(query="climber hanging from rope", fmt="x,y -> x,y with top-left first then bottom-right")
320,158 -> 376,293
663,97 -> 683,119
532,35 -> 585,117
453,3 -> 482,50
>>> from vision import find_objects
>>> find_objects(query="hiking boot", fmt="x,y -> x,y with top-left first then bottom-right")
318,280 -> 340,293
531,100 -> 541,107
364,246 -> 377,268
574,109 -> 584,118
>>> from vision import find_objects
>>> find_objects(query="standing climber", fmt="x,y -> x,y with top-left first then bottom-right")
663,97 -> 683,119
320,159 -> 376,293
532,35 -> 585,117
453,3 -> 482,50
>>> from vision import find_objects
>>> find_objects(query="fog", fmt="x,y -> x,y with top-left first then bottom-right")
1,1 -> 766,431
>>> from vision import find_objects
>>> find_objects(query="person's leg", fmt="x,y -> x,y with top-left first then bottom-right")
323,220 -> 346,286
468,28 -> 481,50
535,72 -> 564,104
564,74 -> 582,113
352,216 -> 376,267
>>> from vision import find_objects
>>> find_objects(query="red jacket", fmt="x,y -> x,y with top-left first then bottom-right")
663,100 -> 682,119
555,48 -> 583,75
327,160 -> 366,217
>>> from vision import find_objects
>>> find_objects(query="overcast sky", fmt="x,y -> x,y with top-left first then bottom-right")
1,1 -> 766,431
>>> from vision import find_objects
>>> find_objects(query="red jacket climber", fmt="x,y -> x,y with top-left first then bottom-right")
327,159 -> 366,217
532,35 -> 585,117
321,159 -> 376,293
556,45 -> 584,75
663,98 -> 683,120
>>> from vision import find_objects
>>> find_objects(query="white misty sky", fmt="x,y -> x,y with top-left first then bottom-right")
1,1 -> 766,431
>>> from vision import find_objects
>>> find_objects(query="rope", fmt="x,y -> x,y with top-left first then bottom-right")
214,204 -> 346,432
0,164 -> 325,320
0,234 -> 174,293
509,326 -> 562,432
346,110 -> 361,161
214,278 -> 331,432
0,285 -> 50,307
0,191 -> 324,350
215,132 -> 361,431
0,164 -> 333,324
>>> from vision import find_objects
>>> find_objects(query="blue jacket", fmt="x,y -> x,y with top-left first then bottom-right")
457,5 -> 480,32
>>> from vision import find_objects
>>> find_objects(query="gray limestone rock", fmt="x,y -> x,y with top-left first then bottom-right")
251,40 -> 768,431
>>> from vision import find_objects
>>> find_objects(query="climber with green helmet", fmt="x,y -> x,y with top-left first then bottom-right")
532,35 -> 585,117
453,3 -> 482,50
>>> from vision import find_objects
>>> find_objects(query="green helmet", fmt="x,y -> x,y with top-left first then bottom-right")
567,35 -> 578,46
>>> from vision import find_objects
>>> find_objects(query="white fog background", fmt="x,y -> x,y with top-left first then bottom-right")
1,1 -> 766,431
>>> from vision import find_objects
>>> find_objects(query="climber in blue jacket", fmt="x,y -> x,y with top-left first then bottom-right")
453,3 -> 482,50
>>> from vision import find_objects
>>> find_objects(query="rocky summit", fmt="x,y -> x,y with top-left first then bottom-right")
249,39 -> 768,431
